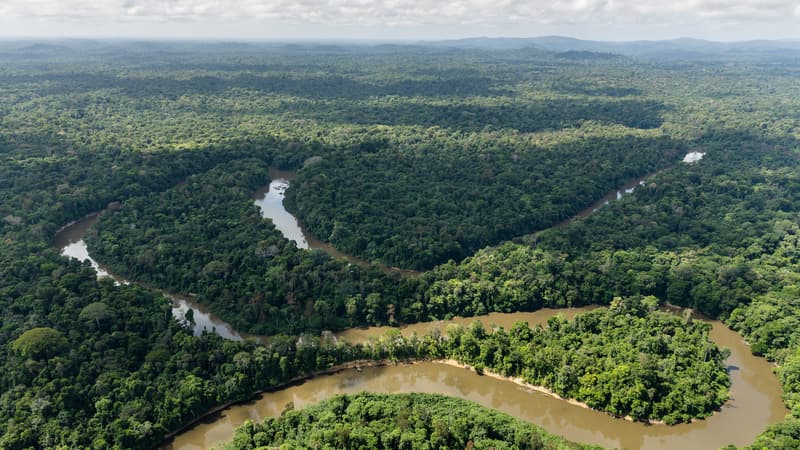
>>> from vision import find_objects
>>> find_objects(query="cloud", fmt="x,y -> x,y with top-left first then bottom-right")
2,0 -> 798,26
1,0 -> 799,40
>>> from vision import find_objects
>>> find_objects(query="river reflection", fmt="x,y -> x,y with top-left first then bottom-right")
253,177 -> 309,249
56,214 -> 788,450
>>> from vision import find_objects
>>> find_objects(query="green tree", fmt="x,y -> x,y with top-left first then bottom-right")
12,328 -> 68,359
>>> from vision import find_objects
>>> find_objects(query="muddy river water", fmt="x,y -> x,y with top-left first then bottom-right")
55,159 -> 788,450
164,309 -> 787,450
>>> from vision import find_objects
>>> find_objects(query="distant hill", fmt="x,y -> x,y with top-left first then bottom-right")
427,36 -> 800,61
2,36 -> 800,62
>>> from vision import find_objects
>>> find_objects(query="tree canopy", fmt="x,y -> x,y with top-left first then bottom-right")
222,393 -> 601,450
11,327 -> 67,359
0,40 -> 799,449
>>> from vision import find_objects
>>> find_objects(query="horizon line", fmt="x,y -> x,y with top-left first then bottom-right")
1,35 -> 799,44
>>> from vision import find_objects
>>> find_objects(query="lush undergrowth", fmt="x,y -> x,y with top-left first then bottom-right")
0,258 -> 381,449
221,393 -> 602,450
427,135 -> 800,444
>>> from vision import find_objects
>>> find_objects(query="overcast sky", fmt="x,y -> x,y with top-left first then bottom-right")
1,0 -> 799,41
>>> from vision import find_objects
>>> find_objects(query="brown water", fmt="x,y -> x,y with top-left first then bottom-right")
335,308 -> 596,342
166,309 -> 787,450
58,157 -> 786,450
253,168 -> 419,277
53,168 -> 624,339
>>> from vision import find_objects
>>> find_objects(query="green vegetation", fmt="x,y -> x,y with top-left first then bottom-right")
424,136 -> 796,320
221,393 -> 601,450
441,298 -> 729,424
86,159 -> 407,335
288,128 -> 677,269
11,327 -> 67,359
260,299 -> 725,425
1,39 -> 800,449
0,262 -> 383,449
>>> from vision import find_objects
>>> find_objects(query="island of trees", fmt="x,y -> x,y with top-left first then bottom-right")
222,393 -> 602,450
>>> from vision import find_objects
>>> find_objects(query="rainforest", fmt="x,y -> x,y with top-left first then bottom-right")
1,38 -> 800,450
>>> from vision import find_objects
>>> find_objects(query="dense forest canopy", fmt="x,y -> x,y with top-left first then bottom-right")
441,297 -> 730,424
1,39 -> 800,448
221,392 -> 602,450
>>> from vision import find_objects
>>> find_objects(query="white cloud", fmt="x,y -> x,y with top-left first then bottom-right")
0,0 -> 797,25
0,0 -> 798,39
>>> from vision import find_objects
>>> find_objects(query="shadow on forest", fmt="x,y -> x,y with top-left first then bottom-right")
289,97 -> 667,131
550,80 -> 643,97
1,68 -> 665,132
0,72 -> 505,100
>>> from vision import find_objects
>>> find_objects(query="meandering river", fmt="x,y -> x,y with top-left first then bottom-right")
254,168 -> 654,260
253,168 -> 419,277
55,167 -> 656,341
161,308 -> 786,450
55,155 -> 788,450
54,214 -> 252,342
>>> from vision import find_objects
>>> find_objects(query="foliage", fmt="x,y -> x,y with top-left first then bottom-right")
0,40 -> 800,449
441,298 -> 729,424
79,302 -> 115,330
288,129 -> 678,269
86,159 -> 409,335
0,256 -> 386,449
221,393 -> 600,450
11,327 -> 67,359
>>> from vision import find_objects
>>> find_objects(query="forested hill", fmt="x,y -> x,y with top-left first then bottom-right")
429,36 -> 800,61
1,40 -> 800,448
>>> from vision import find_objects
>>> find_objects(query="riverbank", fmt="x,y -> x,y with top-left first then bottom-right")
162,355 -> 666,450
158,358 -> 414,447
53,169 -> 786,450
163,333 -> 785,450
253,171 -> 421,278
54,211 -> 252,341
164,350 -> 731,449
433,359 -> 668,425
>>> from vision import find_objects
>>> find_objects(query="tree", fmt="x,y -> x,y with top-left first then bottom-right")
12,328 -> 67,359
79,302 -> 115,330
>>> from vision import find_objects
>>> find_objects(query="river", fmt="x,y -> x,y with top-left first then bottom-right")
255,168 -> 651,258
56,213 -> 787,449
55,154 -> 788,450
53,167 -> 655,343
54,213 -> 252,342
551,175 -> 650,228
164,309 -> 787,450
253,168 -> 419,277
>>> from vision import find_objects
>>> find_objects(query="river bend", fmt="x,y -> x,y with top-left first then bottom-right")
54,155 -> 787,450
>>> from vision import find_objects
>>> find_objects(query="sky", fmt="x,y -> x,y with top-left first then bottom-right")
1,0 -> 799,41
